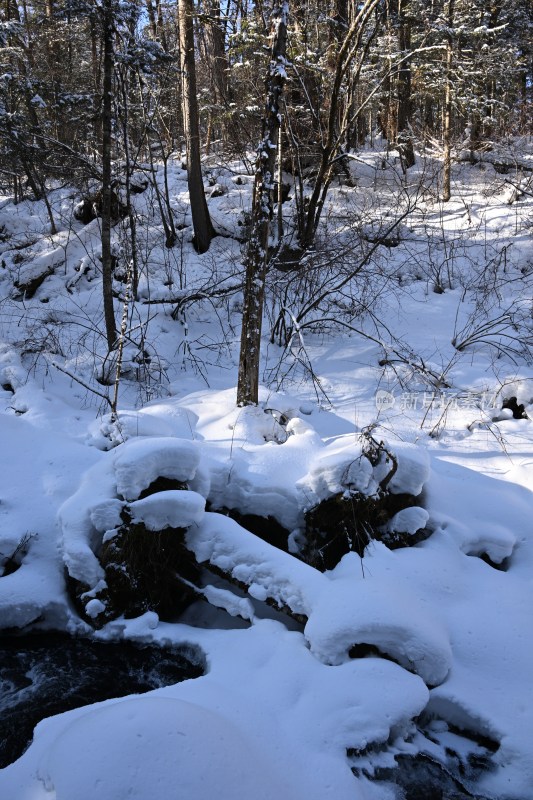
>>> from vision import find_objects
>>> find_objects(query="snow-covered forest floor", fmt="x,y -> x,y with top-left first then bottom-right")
0,138 -> 532,800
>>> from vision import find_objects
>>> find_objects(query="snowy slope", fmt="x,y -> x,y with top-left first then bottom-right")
0,143 -> 532,799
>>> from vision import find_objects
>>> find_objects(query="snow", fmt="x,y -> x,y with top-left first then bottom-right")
1,144 -> 533,799
113,437 -> 201,501
387,442 -> 430,496
306,551 -> 452,687
386,505 -> 429,534
129,490 -> 205,531
0,623 -> 428,800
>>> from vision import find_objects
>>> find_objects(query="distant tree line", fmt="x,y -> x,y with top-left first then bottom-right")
0,0 -> 530,199
0,0 -> 531,402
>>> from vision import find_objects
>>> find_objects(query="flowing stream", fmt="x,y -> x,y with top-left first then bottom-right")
0,631 -> 204,768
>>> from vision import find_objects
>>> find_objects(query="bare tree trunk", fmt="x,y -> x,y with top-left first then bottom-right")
236,2 -> 289,407
178,0 -> 214,254
206,0 -> 229,144
101,0 -> 117,351
442,0 -> 454,202
146,0 -> 158,39
396,0 -> 415,169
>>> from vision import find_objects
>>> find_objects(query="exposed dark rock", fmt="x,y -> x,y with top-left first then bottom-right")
74,188 -> 129,225
479,552 -> 510,571
348,642 -> 394,662
138,476 -> 189,500
373,751 -> 495,800
213,506 -> 289,551
379,523 -> 433,551
501,396 -> 528,420
351,718 -> 500,800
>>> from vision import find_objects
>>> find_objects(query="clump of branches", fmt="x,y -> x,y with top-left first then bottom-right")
0,532 -> 38,577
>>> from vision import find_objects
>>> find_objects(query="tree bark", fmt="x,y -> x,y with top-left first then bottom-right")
442,0 -> 454,202
101,0 -> 117,350
178,0 -> 214,254
206,1 -> 229,125
236,2 -> 289,407
396,0 -> 415,169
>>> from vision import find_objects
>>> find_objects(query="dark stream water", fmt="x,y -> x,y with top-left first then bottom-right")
0,632 -> 204,768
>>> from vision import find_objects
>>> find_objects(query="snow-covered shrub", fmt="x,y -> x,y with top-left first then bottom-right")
301,434 -> 431,571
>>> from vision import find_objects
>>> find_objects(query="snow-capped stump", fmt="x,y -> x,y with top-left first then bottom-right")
87,407 -> 198,450
60,437 -> 208,626
301,436 -> 431,570
113,437 -> 202,501
95,499 -> 203,623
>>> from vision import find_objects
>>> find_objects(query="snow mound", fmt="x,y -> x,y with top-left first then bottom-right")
0,622 -> 429,800
35,696 -> 300,800
188,512 -> 322,617
89,499 -> 124,533
304,448 -> 376,499
113,437 -> 201,501
87,407 -> 197,450
172,390 -> 431,536
129,490 -> 205,531
386,506 -> 429,534
0,343 -> 26,391
306,551 -> 452,687
299,436 -> 430,509
206,411 -> 324,531
59,457 -> 116,587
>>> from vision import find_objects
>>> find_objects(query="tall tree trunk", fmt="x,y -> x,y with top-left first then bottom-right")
206,0 -> 229,126
178,0 -> 214,254
442,0 -> 454,202
101,0 -> 117,351
236,2 -> 288,407
396,0 -> 415,169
